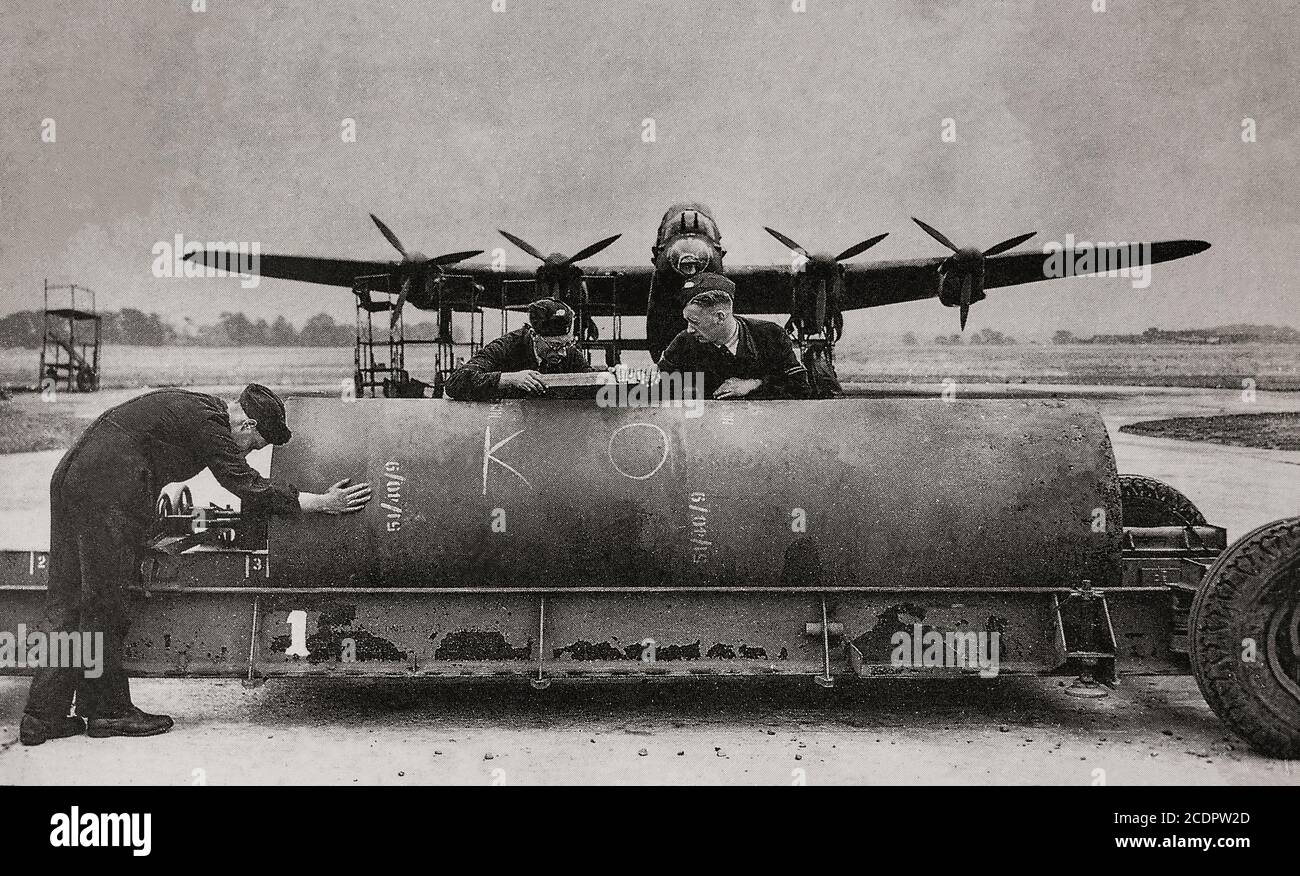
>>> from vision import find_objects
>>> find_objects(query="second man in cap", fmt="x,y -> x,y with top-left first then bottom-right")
656,273 -> 811,400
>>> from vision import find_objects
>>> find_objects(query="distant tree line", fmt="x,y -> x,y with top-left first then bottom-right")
1052,325 -> 1300,345
900,329 -> 1017,347
7,308 -> 1292,349
891,324 -> 1299,347
0,308 -> 176,347
0,309 -> 178,345
0,309 -> 464,348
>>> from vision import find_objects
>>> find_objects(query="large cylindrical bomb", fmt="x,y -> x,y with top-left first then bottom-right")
269,398 -> 1122,590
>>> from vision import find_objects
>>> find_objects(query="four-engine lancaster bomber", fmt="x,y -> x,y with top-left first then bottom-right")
6,202 -> 1296,760
185,203 -> 1211,390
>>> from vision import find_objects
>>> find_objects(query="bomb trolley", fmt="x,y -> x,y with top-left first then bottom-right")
0,398 -> 1296,759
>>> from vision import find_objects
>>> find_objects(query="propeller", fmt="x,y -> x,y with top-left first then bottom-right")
370,214 -> 483,330
763,227 -> 889,340
911,218 -> 1035,330
497,230 -> 622,339
763,228 -> 889,265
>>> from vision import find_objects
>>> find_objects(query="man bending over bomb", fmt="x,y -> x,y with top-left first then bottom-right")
20,384 -> 371,745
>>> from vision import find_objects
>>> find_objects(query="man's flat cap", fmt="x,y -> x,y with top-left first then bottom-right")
682,272 -> 736,303
528,298 -> 575,336
240,384 -> 291,445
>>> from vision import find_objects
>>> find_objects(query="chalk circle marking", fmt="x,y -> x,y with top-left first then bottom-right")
608,423 -> 669,481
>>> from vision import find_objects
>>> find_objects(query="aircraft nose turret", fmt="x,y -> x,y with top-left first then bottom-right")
662,236 -> 718,277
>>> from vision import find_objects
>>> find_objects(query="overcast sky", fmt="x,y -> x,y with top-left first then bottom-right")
1,0 -> 1296,338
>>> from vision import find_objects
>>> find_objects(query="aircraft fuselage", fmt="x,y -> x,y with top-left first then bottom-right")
646,202 -> 729,360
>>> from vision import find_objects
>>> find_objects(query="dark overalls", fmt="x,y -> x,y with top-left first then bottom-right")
656,316 -> 813,399
24,389 -> 299,721
445,326 -> 594,401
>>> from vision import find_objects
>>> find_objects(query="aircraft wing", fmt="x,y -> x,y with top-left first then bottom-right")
181,250 -> 641,311
980,239 -> 1210,292
727,239 -> 1210,313
184,238 -> 1209,315
185,251 -> 400,288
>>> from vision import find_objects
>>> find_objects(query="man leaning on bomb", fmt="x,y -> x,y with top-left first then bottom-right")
444,297 -> 595,401
656,273 -> 812,400
20,384 -> 371,745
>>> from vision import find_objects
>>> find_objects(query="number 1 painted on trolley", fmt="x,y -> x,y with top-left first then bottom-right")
284,610 -> 310,658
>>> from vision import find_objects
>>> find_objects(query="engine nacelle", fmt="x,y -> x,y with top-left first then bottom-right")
937,256 -> 987,309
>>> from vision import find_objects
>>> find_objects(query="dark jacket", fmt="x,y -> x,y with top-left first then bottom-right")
656,316 -> 811,399
57,389 -> 300,521
445,326 -> 594,401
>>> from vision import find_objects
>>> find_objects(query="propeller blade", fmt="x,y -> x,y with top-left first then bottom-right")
834,232 -> 889,262
959,275 -> 973,331
391,277 -> 411,332
982,231 -> 1037,257
498,230 -> 548,262
911,218 -> 961,253
370,214 -> 409,260
430,249 -> 484,266
831,273 -> 846,341
565,234 -> 622,265
763,227 -> 808,258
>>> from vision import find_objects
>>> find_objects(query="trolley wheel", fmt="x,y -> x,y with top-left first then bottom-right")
1118,474 -> 1207,527
156,485 -> 193,518
1189,516 -> 1300,758
175,485 -> 193,516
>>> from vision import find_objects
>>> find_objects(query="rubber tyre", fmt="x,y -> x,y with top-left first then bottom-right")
1119,474 -> 1207,527
156,484 -> 193,518
175,485 -> 193,516
1189,516 -> 1300,758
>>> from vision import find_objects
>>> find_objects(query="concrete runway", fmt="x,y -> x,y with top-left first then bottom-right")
1,385 -> 1297,784
2,675 -> 1297,785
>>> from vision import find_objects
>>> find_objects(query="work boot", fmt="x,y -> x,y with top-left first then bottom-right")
19,714 -> 87,746
86,706 -> 174,739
